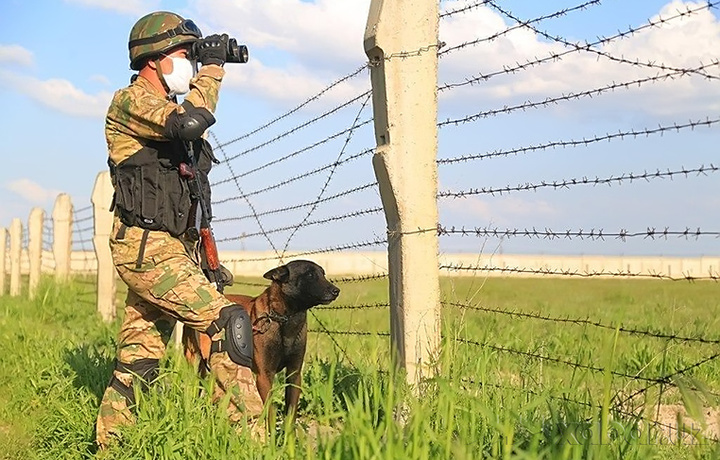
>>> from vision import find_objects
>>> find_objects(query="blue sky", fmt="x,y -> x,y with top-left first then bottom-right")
0,0 -> 718,257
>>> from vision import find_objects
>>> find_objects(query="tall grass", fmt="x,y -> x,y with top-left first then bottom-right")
0,276 -> 718,459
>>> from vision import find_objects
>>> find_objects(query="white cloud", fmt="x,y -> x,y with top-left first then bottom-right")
438,0 -> 720,117
442,196 -> 558,225
192,0 -> 720,117
5,179 -> 62,204
0,44 -> 34,67
0,70 -> 112,118
63,0 -> 161,16
89,74 -> 112,86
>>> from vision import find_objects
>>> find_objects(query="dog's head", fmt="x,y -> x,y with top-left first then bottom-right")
263,260 -> 340,310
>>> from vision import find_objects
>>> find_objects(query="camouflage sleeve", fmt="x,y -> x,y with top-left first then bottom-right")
184,64 -> 225,113
107,65 -> 224,142
107,86 -> 180,141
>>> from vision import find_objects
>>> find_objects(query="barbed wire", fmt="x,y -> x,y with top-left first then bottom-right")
451,335 -> 706,387
438,164 -> 718,199
214,89 -> 371,168
328,273 -> 389,284
444,301 -> 720,345
439,0 -> 600,57
280,93 -> 373,257
213,181 -> 378,224
309,310 -> 359,369
438,117 -> 720,164
216,119 -> 373,182
209,131 -> 282,259
217,207 -> 383,243
440,262 -> 720,281
216,64 -> 368,149
617,352 -> 720,408
438,63 -> 719,127
213,148 -> 373,205
440,0 -> 492,19
308,329 -> 391,338
485,0 -> 720,81
438,1 -> 719,90
453,375 -> 691,437
223,237 -> 388,263
437,226 -> 720,241
315,302 -> 390,311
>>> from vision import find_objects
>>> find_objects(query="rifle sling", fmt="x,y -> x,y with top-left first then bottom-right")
135,229 -> 150,269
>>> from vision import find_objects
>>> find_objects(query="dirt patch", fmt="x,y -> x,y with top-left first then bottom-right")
649,404 -> 720,443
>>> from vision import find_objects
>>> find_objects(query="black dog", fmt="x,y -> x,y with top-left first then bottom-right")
184,260 -> 340,421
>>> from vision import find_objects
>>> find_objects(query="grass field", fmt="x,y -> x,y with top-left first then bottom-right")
1,274 -> 719,459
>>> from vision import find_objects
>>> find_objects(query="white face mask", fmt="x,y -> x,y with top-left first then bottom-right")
162,56 -> 194,97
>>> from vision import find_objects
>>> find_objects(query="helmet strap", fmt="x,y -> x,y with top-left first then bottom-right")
154,58 -> 172,97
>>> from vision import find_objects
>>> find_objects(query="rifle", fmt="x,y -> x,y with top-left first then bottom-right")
179,141 -> 229,293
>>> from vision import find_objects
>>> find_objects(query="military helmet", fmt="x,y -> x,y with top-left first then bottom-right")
128,11 -> 202,70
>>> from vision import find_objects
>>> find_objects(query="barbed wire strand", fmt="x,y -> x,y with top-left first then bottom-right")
209,130 -> 283,260
438,164 -> 718,199
438,1 -> 719,90
437,225 -> 720,241
216,64 -> 368,149
438,117 -> 720,164
485,0 -> 720,81
439,63 -> 719,127
281,93 -> 373,257
444,300 -> 720,345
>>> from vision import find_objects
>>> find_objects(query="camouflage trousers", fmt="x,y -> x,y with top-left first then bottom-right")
96,216 -> 264,449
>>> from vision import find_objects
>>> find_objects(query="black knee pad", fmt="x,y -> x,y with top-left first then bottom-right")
109,358 -> 160,406
206,304 -> 253,368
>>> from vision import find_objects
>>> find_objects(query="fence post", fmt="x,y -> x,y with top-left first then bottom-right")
28,208 -> 45,300
364,0 -> 441,386
0,228 -> 6,295
52,194 -> 73,282
9,218 -> 23,296
92,171 -> 117,322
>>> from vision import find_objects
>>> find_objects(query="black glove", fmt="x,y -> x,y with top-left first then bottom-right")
196,34 -> 228,67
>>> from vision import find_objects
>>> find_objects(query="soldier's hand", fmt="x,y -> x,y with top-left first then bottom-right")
197,34 -> 228,67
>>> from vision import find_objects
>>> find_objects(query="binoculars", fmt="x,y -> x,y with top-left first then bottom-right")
191,36 -> 249,64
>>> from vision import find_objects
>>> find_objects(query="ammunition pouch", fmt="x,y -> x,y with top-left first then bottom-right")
108,139 -> 217,237
108,358 -> 160,407
207,305 -> 253,368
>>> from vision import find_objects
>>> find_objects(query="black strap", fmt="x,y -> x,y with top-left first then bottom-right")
135,229 -> 150,269
116,223 -> 127,240
109,358 -> 160,406
109,375 -> 136,406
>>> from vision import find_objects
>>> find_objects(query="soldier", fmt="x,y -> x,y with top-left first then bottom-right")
96,11 -> 262,449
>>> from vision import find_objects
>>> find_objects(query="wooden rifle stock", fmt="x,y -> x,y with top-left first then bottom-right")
200,226 -> 220,271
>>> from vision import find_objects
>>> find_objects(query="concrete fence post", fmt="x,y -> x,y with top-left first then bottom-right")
28,208 -> 45,300
92,171 -> 117,322
52,194 -> 73,282
0,228 -> 6,295
9,218 -> 23,296
364,0 -> 441,386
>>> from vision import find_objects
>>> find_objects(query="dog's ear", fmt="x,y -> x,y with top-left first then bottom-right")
263,265 -> 289,283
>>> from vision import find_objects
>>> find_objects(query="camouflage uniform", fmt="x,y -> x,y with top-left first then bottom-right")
96,13 -> 262,449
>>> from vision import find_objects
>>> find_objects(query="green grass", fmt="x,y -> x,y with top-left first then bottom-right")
0,275 -> 719,459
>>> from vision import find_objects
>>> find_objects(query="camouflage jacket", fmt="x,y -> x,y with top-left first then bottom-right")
105,64 -> 225,165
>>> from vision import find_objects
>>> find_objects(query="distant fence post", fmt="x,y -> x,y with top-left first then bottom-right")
9,218 -> 22,296
52,194 -> 73,282
28,208 -> 45,299
92,171 -> 117,322
0,228 -> 6,295
364,0 -> 441,385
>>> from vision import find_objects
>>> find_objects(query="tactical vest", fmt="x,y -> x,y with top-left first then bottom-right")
108,139 -> 216,237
